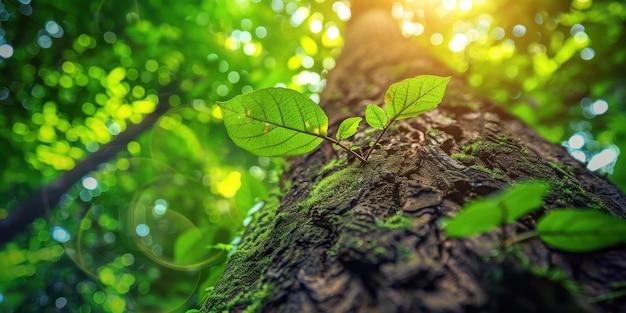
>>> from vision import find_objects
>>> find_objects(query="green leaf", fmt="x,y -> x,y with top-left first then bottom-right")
365,104 -> 387,130
217,88 -> 329,156
336,117 -> 362,140
501,181 -> 549,223
444,181 -> 549,238
444,198 -> 501,238
385,75 -> 451,121
537,209 -> 626,252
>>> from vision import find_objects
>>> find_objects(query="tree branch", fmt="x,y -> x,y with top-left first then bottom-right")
0,102 -> 170,246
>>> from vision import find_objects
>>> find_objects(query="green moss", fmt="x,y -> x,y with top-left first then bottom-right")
301,163 -> 363,211
327,241 -> 340,256
203,163 -> 366,312
242,284 -> 275,313
549,177 -> 606,212
426,128 -> 441,136
328,211 -> 417,262
461,140 -> 484,154
470,165 -> 504,179
451,153 -> 478,164
462,139 -> 514,156
202,196 -> 292,312
496,133 -> 510,142
512,250 -> 583,297
547,161 -> 575,176
376,214 -> 414,230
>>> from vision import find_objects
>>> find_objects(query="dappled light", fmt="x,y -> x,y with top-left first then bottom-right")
389,0 -> 624,175
0,0 -> 625,312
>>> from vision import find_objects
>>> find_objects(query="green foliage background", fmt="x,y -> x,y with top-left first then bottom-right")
0,0 -> 624,312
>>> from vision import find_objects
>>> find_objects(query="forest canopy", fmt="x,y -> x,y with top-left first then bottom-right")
0,0 -> 625,312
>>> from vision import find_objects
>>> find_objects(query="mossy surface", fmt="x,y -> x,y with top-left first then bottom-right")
203,163 -> 364,312
451,153 -> 478,165
426,129 -> 442,136
201,196 -> 287,312
331,211 -> 418,264
471,165 -> 504,179
376,214 -> 414,230
301,163 -> 363,212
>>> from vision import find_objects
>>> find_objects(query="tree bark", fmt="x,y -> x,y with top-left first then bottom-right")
202,5 -> 626,313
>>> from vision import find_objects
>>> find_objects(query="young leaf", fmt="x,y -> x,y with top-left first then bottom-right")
365,104 -> 387,130
500,181 -> 549,223
217,88 -> 329,157
537,209 -> 626,252
336,117 -> 362,141
385,75 -> 451,121
444,181 -> 549,238
444,198 -> 501,238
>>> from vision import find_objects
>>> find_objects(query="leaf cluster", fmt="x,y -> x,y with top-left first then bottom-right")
217,75 -> 451,162
443,181 -> 626,252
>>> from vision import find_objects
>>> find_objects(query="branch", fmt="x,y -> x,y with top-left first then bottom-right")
0,102 -> 170,246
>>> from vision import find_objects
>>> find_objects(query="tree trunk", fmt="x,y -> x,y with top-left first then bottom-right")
201,5 -> 626,313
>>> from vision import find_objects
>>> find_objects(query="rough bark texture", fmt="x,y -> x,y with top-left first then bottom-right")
202,6 -> 626,313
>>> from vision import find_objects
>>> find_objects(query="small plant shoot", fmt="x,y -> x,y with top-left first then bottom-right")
443,181 -> 626,253
444,181 -> 549,238
217,75 -> 451,162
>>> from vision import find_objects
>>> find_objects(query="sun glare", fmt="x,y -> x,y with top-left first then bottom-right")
395,0 -> 489,53
441,0 -> 478,12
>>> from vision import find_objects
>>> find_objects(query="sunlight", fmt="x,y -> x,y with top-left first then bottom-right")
332,1 -> 351,21
326,25 -> 339,40
442,0 -> 456,10
580,47 -> 595,60
82,176 -> 98,190
587,146 -> 619,172
216,171 -> 242,198
590,100 -> 608,115
310,19 -> 323,33
568,133 -> 586,149
431,33 -> 443,45
441,0 -> 475,12
0,44 -> 14,58
51,226 -> 71,243
402,21 -> 425,36
2,1 -> 625,312
458,0 -> 472,11
449,33 -> 468,52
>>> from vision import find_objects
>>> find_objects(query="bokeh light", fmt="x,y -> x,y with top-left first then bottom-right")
2,0 -> 626,312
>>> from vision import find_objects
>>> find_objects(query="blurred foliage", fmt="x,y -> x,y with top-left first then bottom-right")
0,0 -> 624,312
394,0 -> 625,183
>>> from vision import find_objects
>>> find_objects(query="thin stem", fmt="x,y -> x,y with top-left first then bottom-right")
499,202 -> 508,251
364,120 -> 393,161
324,136 -> 368,163
503,230 -> 539,247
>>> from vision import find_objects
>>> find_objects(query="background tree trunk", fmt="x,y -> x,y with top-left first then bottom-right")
0,101 -> 170,245
202,5 -> 626,313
